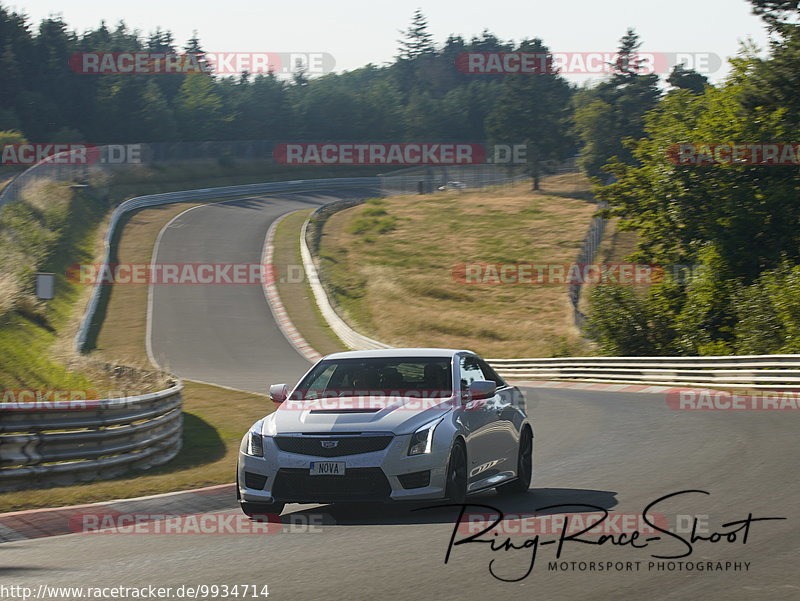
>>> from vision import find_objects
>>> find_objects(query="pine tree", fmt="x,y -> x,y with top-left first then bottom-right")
397,9 -> 435,60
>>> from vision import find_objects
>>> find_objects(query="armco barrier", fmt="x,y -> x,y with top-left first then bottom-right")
0,384 -> 183,492
296,209 -> 800,389
75,177 -> 381,353
485,355 -> 800,389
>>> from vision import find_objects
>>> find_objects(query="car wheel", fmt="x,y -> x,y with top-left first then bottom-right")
240,501 -> 286,519
498,427 -> 533,495
445,441 -> 468,504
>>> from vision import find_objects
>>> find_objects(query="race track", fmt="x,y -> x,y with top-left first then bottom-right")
147,189 -> 376,393
4,188 -> 796,601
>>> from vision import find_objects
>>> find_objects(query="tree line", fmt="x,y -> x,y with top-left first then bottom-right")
586,0 -> 800,356
0,6 -> 699,176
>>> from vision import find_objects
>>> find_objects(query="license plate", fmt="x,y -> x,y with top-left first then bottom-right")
309,461 -> 345,476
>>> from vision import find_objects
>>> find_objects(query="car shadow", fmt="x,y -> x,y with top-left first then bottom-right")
283,487 -> 618,526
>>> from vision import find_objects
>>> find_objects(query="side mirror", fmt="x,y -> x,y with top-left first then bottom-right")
468,380 -> 496,401
269,383 -> 288,403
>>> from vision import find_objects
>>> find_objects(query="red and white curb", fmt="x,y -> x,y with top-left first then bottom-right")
261,212 -> 322,363
0,483 -> 235,543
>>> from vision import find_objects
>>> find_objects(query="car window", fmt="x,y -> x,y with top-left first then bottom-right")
294,357 -> 453,399
459,355 -> 486,389
478,359 -> 506,388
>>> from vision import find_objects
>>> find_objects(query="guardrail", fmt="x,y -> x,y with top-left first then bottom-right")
0,384 -> 183,492
75,177 -> 381,352
296,204 -> 800,390
485,355 -> 800,389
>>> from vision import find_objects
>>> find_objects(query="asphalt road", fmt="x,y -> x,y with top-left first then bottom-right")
3,188 -> 797,600
4,387 -> 797,600
147,188 -> 377,393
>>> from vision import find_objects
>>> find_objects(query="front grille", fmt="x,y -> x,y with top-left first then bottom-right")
273,435 -> 392,457
244,472 -> 268,490
397,470 -> 431,489
272,468 -> 391,502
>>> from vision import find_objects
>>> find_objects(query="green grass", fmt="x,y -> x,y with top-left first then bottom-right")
0,183 -> 112,391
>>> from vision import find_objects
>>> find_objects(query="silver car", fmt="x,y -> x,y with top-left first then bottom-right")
237,348 -> 533,516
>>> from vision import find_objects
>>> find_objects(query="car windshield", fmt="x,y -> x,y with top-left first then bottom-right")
291,357 -> 453,400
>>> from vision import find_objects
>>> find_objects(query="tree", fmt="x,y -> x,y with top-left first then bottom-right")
174,73 -> 224,140
137,80 -> 177,141
397,9 -> 435,60
486,39 -> 574,188
666,64 -> 709,94
572,29 -> 661,178
749,0 -> 800,29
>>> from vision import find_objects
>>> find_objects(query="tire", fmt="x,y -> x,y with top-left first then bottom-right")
240,501 -> 286,519
445,441 -> 468,504
498,427 -> 533,495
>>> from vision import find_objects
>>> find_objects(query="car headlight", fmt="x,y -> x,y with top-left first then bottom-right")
246,431 -> 264,457
408,418 -> 443,456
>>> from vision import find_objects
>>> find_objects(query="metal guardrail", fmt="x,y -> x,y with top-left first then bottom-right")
485,355 -> 800,389
295,200 -> 800,390
75,177 -> 381,352
0,384 -> 183,492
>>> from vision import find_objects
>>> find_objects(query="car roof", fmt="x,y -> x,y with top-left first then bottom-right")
322,348 -> 473,361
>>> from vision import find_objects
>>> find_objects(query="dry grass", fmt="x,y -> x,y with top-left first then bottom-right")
317,173 -> 601,358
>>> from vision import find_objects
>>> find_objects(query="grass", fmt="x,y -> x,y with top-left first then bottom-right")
316,173 -> 601,358
272,210 -> 347,356
0,183 -> 165,394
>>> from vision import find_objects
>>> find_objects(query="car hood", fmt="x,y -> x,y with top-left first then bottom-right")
264,395 -> 456,435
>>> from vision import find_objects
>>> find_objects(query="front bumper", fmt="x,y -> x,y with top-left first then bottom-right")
238,433 -> 449,504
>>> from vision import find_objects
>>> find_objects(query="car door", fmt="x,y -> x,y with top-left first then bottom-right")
478,358 -> 522,469
455,353 -> 509,490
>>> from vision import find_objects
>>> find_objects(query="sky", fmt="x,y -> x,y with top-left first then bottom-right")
7,0 -> 775,84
